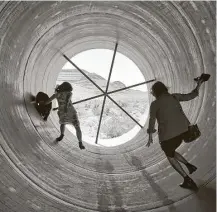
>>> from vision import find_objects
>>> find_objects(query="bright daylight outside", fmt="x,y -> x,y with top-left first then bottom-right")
56,49 -> 150,147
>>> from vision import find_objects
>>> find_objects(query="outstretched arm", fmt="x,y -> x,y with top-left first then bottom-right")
173,81 -> 203,102
44,94 -> 57,105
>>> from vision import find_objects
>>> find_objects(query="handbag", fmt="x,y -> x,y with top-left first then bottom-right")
183,124 -> 201,143
172,95 -> 201,143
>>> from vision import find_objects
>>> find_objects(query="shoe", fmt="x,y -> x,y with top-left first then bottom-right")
79,142 -> 85,150
186,163 -> 197,174
180,176 -> 198,190
194,73 -> 210,83
43,117 -> 48,121
56,134 -> 64,142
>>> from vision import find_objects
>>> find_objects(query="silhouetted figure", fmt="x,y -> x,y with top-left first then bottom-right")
146,73 -> 210,190
42,82 -> 85,150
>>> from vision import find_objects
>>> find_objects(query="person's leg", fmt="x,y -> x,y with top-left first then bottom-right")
174,151 -> 197,174
167,156 -> 187,178
60,124 -> 65,135
161,137 -> 198,190
174,151 -> 188,164
75,125 -> 82,142
167,155 -> 198,190
72,113 -> 85,149
74,125 -> 85,150
56,124 -> 65,141
161,137 -> 187,177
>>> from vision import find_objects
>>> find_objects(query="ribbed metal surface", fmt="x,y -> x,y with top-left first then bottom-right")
0,1 -> 215,212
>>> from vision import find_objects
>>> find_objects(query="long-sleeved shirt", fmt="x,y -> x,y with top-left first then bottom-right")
148,89 -> 199,141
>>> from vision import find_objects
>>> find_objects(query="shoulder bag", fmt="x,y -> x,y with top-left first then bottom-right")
172,95 -> 201,143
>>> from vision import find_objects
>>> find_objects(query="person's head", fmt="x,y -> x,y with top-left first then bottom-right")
151,81 -> 168,98
55,82 -> 73,93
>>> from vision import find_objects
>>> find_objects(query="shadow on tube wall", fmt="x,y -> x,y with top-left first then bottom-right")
96,160 -> 127,212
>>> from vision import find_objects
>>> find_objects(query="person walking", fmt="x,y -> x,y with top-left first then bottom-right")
146,73 -> 210,189
42,82 -> 85,150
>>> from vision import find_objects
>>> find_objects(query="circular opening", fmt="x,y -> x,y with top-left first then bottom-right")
56,49 -> 149,147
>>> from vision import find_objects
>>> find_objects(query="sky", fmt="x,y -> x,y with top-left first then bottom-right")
62,49 -> 147,92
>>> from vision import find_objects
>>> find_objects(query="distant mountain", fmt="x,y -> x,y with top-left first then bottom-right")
111,81 -> 126,89
57,69 -> 107,88
57,69 -> 149,139
57,69 -> 147,93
